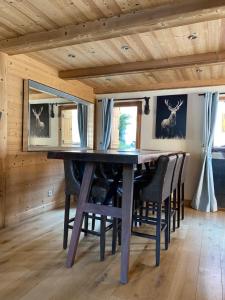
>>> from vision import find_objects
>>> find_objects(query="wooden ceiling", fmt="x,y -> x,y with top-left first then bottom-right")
1,0 -> 225,93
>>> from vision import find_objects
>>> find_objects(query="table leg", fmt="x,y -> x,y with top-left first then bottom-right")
120,164 -> 134,284
66,162 -> 96,267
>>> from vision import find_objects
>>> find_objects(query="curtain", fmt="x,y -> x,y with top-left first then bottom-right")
78,103 -> 88,148
100,98 -> 114,150
192,92 -> 219,212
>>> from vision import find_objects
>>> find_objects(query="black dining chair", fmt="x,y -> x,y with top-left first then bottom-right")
63,160 -> 119,261
169,153 -> 184,232
132,155 -> 177,266
177,153 -> 190,226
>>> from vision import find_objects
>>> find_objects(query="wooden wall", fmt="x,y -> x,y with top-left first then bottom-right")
1,54 -> 94,227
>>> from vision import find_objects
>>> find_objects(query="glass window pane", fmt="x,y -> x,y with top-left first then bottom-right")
72,109 -> 81,145
111,105 -> 138,149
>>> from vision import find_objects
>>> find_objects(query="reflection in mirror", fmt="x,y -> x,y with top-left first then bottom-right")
23,80 -> 94,151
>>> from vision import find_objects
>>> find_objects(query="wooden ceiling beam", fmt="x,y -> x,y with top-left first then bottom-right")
59,51 -> 225,79
1,0 -> 225,54
94,78 -> 225,94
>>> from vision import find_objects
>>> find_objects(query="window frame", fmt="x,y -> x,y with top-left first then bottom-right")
58,104 -> 80,147
111,101 -> 142,149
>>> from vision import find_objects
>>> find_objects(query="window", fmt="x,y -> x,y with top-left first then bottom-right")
214,100 -> 225,149
111,101 -> 142,150
59,105 -> 80,146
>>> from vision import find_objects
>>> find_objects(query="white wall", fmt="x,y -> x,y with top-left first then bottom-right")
140,94 -> 204,200
96,92 -> 205,200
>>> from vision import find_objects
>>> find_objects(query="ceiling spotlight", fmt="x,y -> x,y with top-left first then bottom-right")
196,68 -> 203,73
88,49 -> 96,54
121,45 -> 130,51
188,33 -> 198,40
68,53 -> 76,58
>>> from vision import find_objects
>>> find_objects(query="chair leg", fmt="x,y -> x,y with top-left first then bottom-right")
145,202 -> 149,218
100,215 -> 106,261
84,213 -> 89,236
63,194 -> 71,249
172,190 -> 176,232
118,220 -> 121,246
181,183 -> 185,220
112,218 -> 118,255
152,203 -> 156,215
164,198 -> 169,250
168,195 -> 171,243
139,206 -> 143,226
177,184 -> 181,228
156,204 -> 161,266
91,213 -> 96,231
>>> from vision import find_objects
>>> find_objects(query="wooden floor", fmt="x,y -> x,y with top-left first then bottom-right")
0,207 -> 224,300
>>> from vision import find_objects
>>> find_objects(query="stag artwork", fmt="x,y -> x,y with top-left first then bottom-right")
161,99 -> 183,135
30,104 -> 49,137
32,106 -> 45,130
155,95 -> 187,139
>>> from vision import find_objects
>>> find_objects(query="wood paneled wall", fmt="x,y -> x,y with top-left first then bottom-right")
0,52 -> 8,228
1,54 -> 94,227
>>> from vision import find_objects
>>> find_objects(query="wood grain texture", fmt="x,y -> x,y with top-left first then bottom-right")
0,52 -> 8,228
59,50 -> 225,79
80,65 -> 225,93
0,207 -> 224,299
8,55 -> 94,103
4,54 -> 94,226
0,0 -> 175,41
1,0 -> 225,54
47,149 -> 175,164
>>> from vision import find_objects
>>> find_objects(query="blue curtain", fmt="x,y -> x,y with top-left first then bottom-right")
192,92 -> 219,212
100,98 -> 114,150
78,103 -> 88,148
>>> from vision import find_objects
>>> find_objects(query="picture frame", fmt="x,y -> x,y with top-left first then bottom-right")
29,103 -> 50,138
155,94 -> 187,139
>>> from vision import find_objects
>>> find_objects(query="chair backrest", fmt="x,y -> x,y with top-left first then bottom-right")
141,155 -> 177,203
63,160 -> 81,196
162,155 -> 177,201
179,153 -> 190,185
171,153 -> 183,191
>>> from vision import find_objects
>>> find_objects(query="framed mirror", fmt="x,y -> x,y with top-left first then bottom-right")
23,80 -> 94,151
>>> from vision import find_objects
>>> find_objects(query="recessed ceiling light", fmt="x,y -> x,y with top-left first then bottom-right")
121,45 -> 130,51
188,33 -> 198,40
196,68 -> 203,73
88,49 -> 96,54
68,53 -> 76,58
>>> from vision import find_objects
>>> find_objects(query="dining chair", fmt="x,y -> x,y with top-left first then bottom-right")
63,160 -> 118,261
177,153 -> 190,226
132,155 -> 177,266
169,153 -> 184,232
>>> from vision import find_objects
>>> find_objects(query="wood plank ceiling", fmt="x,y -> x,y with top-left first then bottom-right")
1,0 -> 225,93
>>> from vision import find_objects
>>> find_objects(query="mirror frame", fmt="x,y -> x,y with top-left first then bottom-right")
23,79 -> 89,151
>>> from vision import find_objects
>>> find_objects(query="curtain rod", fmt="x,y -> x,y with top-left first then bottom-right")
97,97 -> 149,102
198,92 -> 225,96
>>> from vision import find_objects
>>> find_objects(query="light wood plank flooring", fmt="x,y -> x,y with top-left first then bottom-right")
0,207 -> 224,300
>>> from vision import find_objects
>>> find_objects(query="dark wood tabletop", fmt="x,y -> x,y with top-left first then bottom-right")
47,149 -> 174,164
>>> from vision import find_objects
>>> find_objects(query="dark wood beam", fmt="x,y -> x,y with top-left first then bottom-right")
1,0 -> 225,54
59,51 -> 225,79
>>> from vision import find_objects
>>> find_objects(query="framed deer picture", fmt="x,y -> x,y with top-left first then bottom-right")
30,103 -> 50,138
155,94 -> 187,139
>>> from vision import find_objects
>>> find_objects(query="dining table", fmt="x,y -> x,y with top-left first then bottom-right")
47,149 -> 173,284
